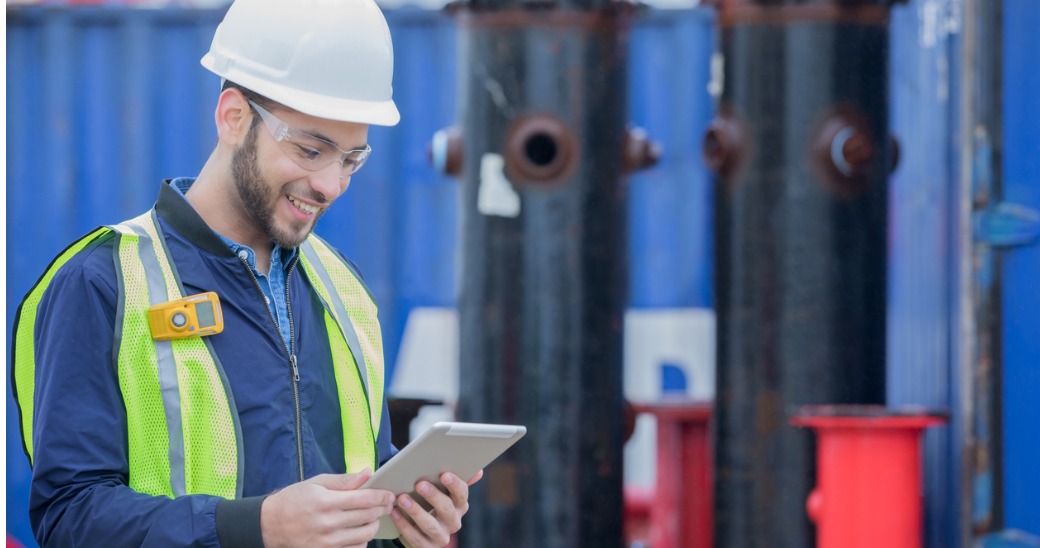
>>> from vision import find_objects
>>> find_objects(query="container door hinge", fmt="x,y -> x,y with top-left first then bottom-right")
973,201 -> 1040,248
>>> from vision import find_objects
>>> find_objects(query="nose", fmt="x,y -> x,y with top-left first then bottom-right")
308,161 -> 349,203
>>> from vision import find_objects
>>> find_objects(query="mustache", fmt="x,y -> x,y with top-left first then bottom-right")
285,185 -> 330,206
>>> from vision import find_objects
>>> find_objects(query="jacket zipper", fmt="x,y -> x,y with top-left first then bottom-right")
238,253 -> 306,482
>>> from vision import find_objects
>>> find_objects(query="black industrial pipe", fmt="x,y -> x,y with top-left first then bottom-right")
445,1 -> 655,546
706,1 -> 903,546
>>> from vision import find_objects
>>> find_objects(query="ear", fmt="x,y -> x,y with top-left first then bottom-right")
214,88 -> 254,146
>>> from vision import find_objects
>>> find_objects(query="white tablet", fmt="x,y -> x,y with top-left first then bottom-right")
362,421 -> 527,539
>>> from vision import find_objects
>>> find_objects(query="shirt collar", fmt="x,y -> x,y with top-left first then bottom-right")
162,177 -> 300,266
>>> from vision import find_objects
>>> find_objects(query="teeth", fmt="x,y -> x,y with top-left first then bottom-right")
289,196 -> 319,215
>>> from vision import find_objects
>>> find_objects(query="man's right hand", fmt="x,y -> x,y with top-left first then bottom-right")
260,469 -> 395,548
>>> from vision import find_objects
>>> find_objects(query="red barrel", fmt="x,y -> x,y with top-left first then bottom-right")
632,401 -> 713,548
791,405 -> 947,548
623,485 -> 653,545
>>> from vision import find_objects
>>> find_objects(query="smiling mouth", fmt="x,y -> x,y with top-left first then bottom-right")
288,195 -> 320,215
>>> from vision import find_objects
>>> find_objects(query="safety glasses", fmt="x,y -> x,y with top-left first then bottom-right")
249,100 -> 371,179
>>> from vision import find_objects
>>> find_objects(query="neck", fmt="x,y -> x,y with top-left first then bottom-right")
186,154 -> 274,273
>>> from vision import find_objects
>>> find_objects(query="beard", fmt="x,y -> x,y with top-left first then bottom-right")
231,121 -> 324,249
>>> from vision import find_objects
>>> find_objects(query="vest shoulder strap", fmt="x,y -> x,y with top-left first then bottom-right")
110,210 -> 240,499
299,235 -> 385,471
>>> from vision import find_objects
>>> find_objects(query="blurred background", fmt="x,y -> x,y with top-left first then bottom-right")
6,0 -> 1039,547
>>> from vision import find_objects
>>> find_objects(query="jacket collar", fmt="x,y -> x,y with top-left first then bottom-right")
155,179 -> 237,258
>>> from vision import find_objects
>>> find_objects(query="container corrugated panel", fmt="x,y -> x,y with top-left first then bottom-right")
5,7 -> 718,545
1001,0 -> 1040,536
627,9 -> 716,309
887,2 -> 963,547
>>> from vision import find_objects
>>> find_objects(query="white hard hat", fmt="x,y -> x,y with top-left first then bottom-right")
201,0 -> 400,126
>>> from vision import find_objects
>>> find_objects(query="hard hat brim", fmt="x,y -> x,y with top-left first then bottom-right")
202,53 -> 401,127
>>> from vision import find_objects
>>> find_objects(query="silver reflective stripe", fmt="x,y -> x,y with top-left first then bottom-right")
300,241 -> 370,398
122,220 -> 187,498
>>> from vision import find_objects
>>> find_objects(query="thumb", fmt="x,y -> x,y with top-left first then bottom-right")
311,468 -> 373,491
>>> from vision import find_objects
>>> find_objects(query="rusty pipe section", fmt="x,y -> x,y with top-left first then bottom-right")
704,108 -> 900,197
810,107 -> 879,198
702,108 -> 746,181
431,126 -> 464,176
503,114 -> 579,185
622,126 -> 661,173
705,0 -> 903,546
448,5 -> 645,548
434,120 -> 658,178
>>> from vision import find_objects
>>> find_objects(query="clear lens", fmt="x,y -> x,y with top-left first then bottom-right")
250,101 -> 371,178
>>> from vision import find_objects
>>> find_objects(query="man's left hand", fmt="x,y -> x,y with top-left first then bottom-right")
391,470 -> 483,547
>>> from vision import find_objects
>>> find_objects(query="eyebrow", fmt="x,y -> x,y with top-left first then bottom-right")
264,102 -> 367,151
298,128 -> 368,152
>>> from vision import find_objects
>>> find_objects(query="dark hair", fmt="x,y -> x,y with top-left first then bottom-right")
220,80 -> 283,128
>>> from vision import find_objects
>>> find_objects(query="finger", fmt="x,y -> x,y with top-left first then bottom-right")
396,493 -> 451,545
466,469 -> 484,486
391,505 -> 448,548
323,516 -> 382,548
389,508 -> 423,547
342,468 -> 374,489
416,484 -> 465,536
440,473 -> 471,511
338,503 -> 394,529
327,488 -> 396,512
310,469 -> 373,491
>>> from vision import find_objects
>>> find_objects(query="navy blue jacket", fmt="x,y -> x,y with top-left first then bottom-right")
21,181 -> 395,547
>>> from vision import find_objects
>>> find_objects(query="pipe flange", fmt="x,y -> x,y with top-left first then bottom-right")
431,126 -> 464,176
623,126 -> 662,173
810,106 -> 879,197
702,108 -> 747,181
504,113 -> 579,187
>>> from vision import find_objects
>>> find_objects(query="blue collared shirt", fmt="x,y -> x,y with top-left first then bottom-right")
169,177 -> 296,342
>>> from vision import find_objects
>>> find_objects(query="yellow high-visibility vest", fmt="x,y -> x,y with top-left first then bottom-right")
13,210 -> 384,498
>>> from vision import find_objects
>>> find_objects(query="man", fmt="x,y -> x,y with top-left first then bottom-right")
11,0 -> 476,546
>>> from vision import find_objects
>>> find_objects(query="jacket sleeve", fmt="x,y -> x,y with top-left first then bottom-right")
26,241 -> 260,547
